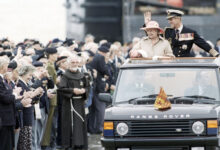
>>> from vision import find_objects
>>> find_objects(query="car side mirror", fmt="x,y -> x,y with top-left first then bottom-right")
98,93 -> 112,103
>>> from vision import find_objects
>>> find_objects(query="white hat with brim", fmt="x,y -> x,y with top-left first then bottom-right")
140,21 -> 164,33
166,9 -> 184,19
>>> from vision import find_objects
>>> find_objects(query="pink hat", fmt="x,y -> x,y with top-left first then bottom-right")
140,21 -> 164,33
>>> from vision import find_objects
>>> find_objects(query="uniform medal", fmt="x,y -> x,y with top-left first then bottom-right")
80,81 -> 84,87
182,44 -> 188,50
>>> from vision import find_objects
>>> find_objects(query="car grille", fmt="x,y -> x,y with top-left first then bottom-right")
114,120 -> 206,137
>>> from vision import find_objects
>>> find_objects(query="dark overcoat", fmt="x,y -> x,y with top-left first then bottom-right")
0,76 -> 16,127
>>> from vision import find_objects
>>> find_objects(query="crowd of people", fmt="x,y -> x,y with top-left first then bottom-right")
1,9 -> 220,150
0,35 -> 131,150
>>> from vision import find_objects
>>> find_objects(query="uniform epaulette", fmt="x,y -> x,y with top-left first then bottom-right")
163,27 -> 173,38
164,27 -> 173,30
164,27 -> 173,32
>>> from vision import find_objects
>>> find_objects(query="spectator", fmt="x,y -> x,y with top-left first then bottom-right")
0,56 -> 20,150
88,45 -> 111,134
58,55 -> 90,149
41,48 -> 58,150
17,64 -> 43,150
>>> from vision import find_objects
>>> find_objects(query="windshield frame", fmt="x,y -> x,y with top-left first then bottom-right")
112,66 -> 220,105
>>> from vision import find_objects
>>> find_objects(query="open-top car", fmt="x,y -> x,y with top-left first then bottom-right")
99,58 -> 220,150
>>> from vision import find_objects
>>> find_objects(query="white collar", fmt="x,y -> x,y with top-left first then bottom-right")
83,65 -> 87,71
60,68 -> 65,73
19,77 -> 28,87
11,80 -> 15,85
109,59 -> 113,63
0,74 -> 3,79
177,24 -> 183,33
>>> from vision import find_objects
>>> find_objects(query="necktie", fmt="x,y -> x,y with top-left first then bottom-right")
3,78 -> 10,89
175,29 -> 179,40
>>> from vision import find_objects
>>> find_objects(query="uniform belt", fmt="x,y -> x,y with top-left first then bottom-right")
72,96 -> 82,99
70,99 -> 84,122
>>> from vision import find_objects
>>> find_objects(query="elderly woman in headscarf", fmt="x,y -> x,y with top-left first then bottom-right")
17,64 -> 43,150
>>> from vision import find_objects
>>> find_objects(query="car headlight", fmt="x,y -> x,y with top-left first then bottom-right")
192,121 -> 205,135
116,122 -> 129,136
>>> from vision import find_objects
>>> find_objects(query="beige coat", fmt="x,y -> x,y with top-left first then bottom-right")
131,36 -> 174,58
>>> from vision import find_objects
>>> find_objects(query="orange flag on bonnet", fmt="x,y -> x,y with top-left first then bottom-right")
154,87 -> 171,110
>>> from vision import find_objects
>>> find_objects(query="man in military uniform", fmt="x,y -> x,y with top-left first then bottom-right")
41,48 -> 58,150
164,9 -> 219,57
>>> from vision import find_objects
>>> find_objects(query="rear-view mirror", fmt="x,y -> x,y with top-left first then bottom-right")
98,93 -> 112,103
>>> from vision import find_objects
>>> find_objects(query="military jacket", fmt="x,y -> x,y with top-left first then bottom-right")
47,62 -> 57,106
164,26 -> 219,57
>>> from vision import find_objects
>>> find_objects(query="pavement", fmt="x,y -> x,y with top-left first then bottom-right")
88,134 -> 104,150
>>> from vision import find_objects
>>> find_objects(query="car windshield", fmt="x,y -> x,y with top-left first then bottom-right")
115,68 -> 220,104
